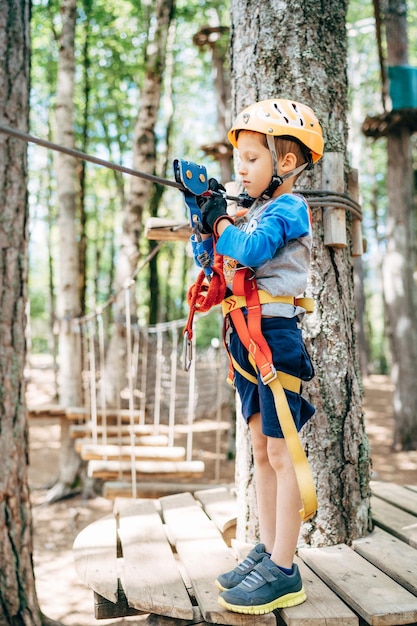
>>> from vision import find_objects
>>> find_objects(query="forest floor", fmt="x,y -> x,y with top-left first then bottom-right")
26,365 -> 417,626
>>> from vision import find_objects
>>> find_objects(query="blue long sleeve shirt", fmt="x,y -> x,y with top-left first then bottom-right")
192,193 -> 312,317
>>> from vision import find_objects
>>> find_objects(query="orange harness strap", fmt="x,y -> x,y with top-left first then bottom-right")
225,268 -> 318,521
231,268 -> 277,383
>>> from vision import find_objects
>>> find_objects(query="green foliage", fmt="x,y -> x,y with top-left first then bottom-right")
28,0 -> 229,353
28,0 -> 414,375
195,308 -> 223,348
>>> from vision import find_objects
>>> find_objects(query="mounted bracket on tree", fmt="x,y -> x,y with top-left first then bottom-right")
307,152 -> 363,255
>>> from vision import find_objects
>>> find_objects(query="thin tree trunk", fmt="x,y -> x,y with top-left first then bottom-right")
230,0 -> 371,546
78,0 -> 92,317
105,0 -> 175,404
52,0 -> 83,500
0,0 -> 45,623
382,0 -> 417,449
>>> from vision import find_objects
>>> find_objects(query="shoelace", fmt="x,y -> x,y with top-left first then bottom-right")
236,554 -> 257,573
241,563 -> 277,590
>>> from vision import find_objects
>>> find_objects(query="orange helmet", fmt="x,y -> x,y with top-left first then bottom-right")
228,98 -> 324,164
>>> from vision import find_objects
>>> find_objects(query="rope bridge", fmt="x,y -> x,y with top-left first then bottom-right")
68,299 -> 233,499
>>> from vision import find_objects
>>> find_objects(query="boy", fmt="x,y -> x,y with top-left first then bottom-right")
194,99 -> 324,614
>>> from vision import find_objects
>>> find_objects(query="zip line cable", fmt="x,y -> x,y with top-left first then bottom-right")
0,124 -> 362,218
0,123 -> 239,202
0,124 -> 184,191
1,123 -> 362,326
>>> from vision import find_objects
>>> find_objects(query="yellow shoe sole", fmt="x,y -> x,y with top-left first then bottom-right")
218,587 -> 306,614
215,579 -> 227,592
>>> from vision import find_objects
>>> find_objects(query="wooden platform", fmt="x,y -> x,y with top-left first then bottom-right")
87,459 -> 206,480
73,481 -> 417,626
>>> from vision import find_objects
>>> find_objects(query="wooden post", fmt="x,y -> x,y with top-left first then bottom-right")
348,168 -> 364,257
322,152 -> 347,248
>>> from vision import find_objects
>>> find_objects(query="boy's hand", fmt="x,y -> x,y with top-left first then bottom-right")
198,178 -> 232,234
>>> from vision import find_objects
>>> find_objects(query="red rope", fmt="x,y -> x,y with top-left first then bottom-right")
183,251 -> 226,340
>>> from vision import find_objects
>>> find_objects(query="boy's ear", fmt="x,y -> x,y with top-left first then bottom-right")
280,152 -> 298,172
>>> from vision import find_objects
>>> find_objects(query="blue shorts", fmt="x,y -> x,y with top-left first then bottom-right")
228,316 -> 315,438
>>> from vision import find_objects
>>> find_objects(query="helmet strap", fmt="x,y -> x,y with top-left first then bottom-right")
259,135 -> 310,200
267,134 -> 279,176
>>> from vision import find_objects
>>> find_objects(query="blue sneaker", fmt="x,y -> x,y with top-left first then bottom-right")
218,557 -> 306,614
215,544 -> 270,591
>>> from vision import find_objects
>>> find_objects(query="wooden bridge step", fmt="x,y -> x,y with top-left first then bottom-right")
88,459 -> 205,480
65,406 -> 145,421
28,403 -> 66,418
70,423 -> 158,438
298,542 -> 417,626
102,481 -> 235,500
74,434 -> 170,452
80,443 -> 186,462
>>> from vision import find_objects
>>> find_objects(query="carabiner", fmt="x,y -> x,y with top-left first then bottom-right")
183,330 -> 193,372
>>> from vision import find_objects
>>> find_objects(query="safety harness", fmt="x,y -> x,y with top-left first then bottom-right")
183,258 -> 317,521
176,157 -> 318,522
222,268 -> 317,522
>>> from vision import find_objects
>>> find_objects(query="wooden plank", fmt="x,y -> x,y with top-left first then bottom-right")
103,481 -> 236,500
65,406 -> 145,420
80,443 -> 185,462
277,557 -> 358,626
194,487 -> 237,534
94,581 -> 145,620
27,403 -> 66,417
371,495 -> 417,547
70,423 -> 160,438
159,492 -> 275,626
88,459 -> 205,480
75,435 -> 169,450
115,498 -> 194,620
322,152 -> 347,248
298,543 -> 417,626
145,607 -> 208,626
145,217 -> 191,242
72,514 -> 118,603
353,526 -> 417,596
371,480 -> 417,516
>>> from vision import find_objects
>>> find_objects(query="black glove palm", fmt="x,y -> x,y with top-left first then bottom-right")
197,178 -> 228,234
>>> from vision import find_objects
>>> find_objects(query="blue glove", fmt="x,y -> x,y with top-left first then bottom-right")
197,178 -> 228,234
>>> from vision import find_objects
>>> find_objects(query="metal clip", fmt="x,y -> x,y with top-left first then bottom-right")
261,364 -> 277,385
183,331 -> 193,372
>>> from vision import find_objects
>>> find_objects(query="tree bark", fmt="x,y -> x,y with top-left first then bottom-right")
230,0 -> 372,546
105,0 -> 175,405
382,0 -> 417,449
52,0 -> 84,500
0,0 -> 44,623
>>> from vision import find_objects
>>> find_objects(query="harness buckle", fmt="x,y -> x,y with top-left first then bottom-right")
261,364 -> 277,385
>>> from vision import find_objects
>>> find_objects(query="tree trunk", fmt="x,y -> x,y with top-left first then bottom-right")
230,0 -> 372,546
105,0 -> 175,404
0,0 -> 43,623
382,0 -> 417,449
52,0 -> 84,500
